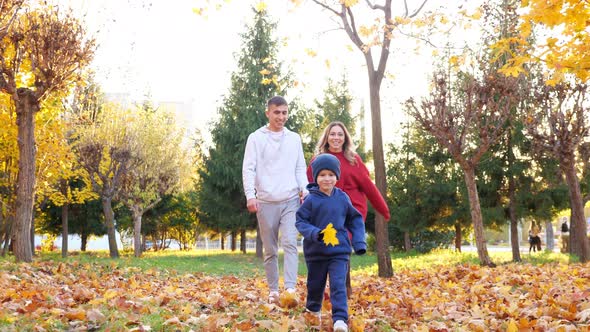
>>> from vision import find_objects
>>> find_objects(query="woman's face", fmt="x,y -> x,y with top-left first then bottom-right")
327,125 -> 345,153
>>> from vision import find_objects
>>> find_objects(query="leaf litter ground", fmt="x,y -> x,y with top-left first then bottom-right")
1,260 -> 589,331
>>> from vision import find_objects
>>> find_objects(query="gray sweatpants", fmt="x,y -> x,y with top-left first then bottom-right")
256,197 -> 300,292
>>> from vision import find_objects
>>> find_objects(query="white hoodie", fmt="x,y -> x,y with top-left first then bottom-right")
242,126 -> 308,203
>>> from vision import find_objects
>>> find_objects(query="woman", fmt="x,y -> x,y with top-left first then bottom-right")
307,121 -> 390,297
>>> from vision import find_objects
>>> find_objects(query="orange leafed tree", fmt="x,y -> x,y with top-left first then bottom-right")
0,3 -> 94,262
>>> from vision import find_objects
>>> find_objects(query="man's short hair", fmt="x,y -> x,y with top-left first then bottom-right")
267,95 -> 288,108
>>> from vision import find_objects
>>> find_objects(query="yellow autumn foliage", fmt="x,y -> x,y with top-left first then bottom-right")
1,256 -> 589,330
497,0 -> 590,83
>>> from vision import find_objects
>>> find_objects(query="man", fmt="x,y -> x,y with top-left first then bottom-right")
242,95 -> 308,304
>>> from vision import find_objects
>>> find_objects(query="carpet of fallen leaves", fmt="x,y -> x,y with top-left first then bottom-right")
1,260 -> 590,331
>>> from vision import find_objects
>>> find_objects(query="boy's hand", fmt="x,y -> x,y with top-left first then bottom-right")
355,248 -> 366,255
317,232 -> 324,242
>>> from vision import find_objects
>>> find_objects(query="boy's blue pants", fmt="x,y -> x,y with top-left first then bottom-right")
305,257 -> 348,323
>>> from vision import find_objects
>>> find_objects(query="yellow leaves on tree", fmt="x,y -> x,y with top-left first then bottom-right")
340,0 -> 359,7
497,0 -> 590,83
255,1 -> 267,13
320,223 -> 339,247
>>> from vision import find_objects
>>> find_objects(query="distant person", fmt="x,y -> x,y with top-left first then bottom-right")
242,95 -> 308,304
529,223 -> 542,253
307,121 -> 390,296
561,218 -> 569,253
296,154 -> 366,332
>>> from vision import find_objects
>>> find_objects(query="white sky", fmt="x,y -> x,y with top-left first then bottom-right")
65,0 -> 482,145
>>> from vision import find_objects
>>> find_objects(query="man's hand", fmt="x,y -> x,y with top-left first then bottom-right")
299,190 -> 309,204
246,198 -> 258,213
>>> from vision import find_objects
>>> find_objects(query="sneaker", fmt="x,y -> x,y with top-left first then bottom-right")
333,320 -> 348,332
268,291 -> 279,304
303,308 -> 321,329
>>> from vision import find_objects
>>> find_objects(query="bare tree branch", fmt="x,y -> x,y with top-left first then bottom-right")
407,0 -> 428,18
310,0 -> 341,17
365,0 -> 385,11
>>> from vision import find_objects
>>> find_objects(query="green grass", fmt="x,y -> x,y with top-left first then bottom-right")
1,247 -> 575,277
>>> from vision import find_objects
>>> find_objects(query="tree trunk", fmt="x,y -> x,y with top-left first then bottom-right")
545,220 -> 554,251
61,203 -> 69,258
562,161 -> 590,262
231,231 -> 237,251
240,229 -> 246,254
13,89 -> 39,263
454,223 -> 462,252
463,166 -> 495,267
132,206 -> 143,258
142,233 -> 147,251
0,209 -> 4,256
256,226 -> 263,259
368,75 -> 393,277
506,130 -> 521,261
30,212 -> 35,255
508,172 -> 521,262
81,232 -> 87,251
2,215 -> 12,257
403,231 -> 411,252
220,234 -> 225,250
101,196 -> 119,258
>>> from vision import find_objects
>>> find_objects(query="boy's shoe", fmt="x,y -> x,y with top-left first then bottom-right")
268,291 -> 280,304
333,320 -> 348,332
303,308 -> 321,330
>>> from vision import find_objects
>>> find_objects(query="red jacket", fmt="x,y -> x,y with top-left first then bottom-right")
307,151 -> 390,221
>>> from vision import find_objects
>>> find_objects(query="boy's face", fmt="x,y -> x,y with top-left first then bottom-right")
265,104 -> 288,132
316,169 -> 337,195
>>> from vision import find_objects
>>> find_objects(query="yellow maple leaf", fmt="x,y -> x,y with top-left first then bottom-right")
321,223 -> 339,247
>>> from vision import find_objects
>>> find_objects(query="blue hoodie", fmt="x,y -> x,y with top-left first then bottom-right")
296,184 -> 367,262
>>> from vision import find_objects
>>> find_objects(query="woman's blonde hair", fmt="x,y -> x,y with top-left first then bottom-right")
315,121 -> 357,165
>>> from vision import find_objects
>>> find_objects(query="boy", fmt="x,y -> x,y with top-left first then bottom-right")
295,154 -> 366,332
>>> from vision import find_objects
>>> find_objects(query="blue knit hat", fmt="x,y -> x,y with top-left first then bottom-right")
311,154 -> 341,183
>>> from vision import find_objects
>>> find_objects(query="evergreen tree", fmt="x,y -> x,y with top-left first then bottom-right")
386,121 -> 470,252
39,197 -> 106,251
197,7 -> 293,249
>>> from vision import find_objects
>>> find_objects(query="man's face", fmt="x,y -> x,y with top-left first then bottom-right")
265,104 -> 288,132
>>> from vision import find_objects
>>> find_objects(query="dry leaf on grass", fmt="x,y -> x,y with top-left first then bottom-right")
2,260 -> 590,331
